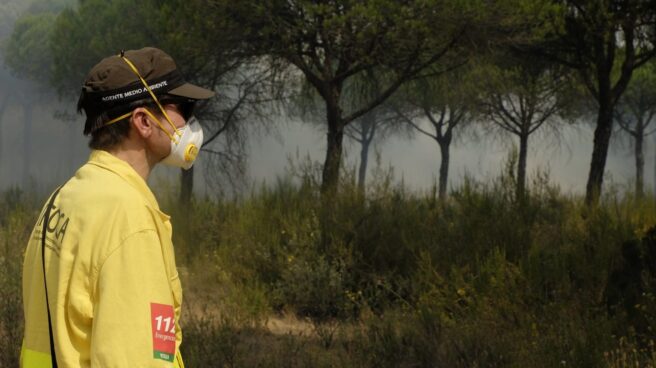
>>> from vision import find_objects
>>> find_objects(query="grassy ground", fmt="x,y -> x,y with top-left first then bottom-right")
2,165 -> 656,367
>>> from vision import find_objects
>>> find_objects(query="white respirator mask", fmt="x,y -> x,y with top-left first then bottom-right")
160,116 -> 204,170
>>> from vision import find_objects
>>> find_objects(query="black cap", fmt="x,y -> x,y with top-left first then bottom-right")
78,47 -> 215,134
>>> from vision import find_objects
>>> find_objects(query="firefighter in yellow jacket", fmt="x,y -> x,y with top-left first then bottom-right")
21,47 -> 214,367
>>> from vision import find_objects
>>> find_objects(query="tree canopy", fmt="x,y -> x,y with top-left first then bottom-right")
4,13 -> 56,83
212,0 -> 548,194
5,0 -> 654,202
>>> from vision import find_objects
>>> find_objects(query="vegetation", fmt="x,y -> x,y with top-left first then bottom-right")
1,1 -> 656,366
2,159 -> 656,367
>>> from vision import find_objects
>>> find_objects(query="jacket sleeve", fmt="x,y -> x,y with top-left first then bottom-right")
91,230 -> 177,368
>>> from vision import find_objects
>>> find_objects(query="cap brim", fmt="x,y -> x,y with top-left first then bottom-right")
168,83 -> 215,100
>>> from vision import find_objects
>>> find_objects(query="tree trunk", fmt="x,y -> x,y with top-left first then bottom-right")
437,136 -> 451,202
585,98 -> 614,206
319,96 -> 345,255
22,104 -> 33,187
358,138 -> 370,192
321,106 -> 344,196
357,113 -> 376,192
180,166 -> 194,206
635,129 -> 644,199
0,94 -> 10,161
517,132 -> 529,200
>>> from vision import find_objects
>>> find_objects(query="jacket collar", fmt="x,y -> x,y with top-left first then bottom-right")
87,150 -> 162,213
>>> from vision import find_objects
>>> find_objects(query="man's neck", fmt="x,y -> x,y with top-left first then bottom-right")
107,147 -> 153,181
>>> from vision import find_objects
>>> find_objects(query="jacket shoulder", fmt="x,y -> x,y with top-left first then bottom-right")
61,163 -> 158,234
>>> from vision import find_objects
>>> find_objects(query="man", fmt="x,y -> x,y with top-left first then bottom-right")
21,47 -> 214,367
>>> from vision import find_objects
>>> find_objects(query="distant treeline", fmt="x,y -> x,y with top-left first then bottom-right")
0,0 -> 655,206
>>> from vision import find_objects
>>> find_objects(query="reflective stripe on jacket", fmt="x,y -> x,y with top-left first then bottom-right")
22,150 -> 184,367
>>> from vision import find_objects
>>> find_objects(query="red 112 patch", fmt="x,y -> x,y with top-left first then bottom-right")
150,303 -> 176,362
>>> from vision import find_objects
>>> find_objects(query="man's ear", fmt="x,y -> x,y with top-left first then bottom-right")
130,107 -> 154,139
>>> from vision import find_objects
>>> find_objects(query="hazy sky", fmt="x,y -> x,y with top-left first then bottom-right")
246,118 -> 653,195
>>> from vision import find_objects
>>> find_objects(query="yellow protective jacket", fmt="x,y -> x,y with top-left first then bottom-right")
21,150 -> 185,368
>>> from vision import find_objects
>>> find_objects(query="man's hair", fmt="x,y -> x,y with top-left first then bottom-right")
86,99 -> 161,151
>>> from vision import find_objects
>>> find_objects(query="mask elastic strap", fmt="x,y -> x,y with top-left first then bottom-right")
105,112 -> 131,127
143,108 -> 178,143
113,54 -> 182,139
104,109 -> 180,144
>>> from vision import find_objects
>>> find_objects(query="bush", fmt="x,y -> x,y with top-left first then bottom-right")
0,188 -> 39,368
